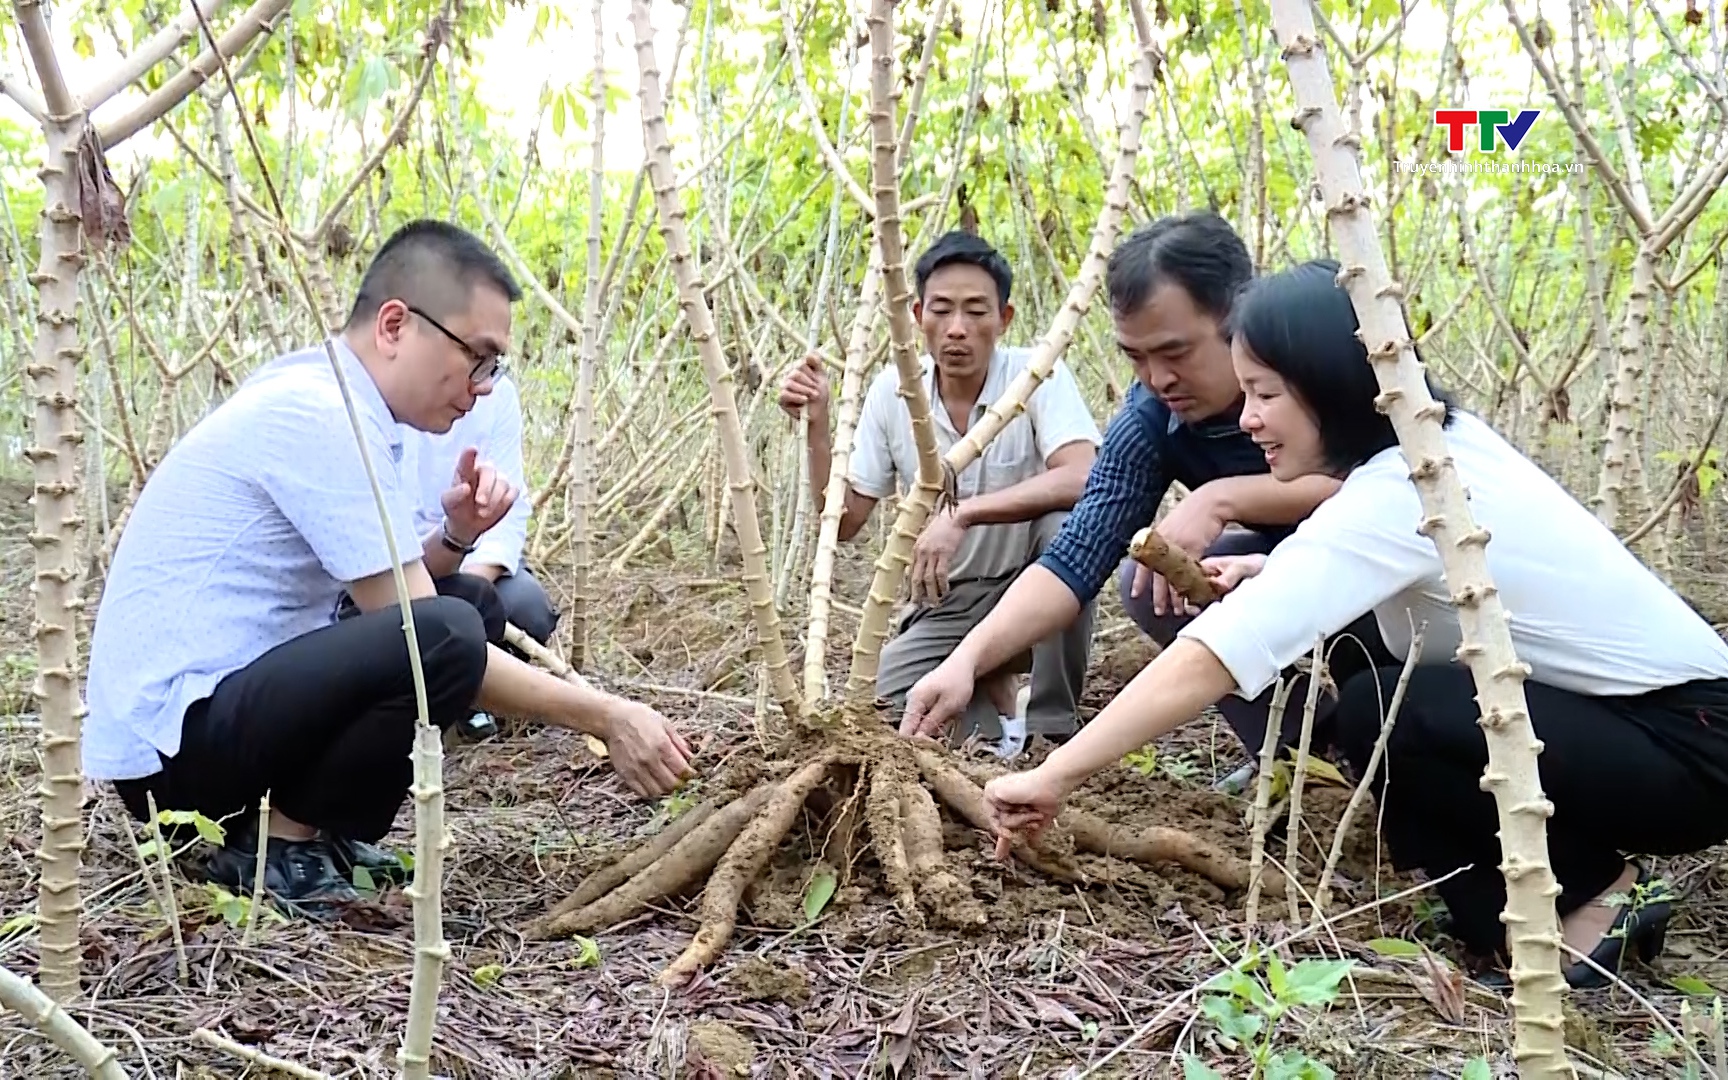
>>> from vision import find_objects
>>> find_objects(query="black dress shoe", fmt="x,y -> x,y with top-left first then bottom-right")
326,834 -> 412,888
460,710 -> 498,741
203,833 -> 360,917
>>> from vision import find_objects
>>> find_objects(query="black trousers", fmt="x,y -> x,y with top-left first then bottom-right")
336,567 -> 556,653
491,565 -> 560,645
1335,664 -> 1728,958
114,575 -> 503,844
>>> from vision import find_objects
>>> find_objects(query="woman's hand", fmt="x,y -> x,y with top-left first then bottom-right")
1200,552 -> 1267,594
982,764 -> 1073,857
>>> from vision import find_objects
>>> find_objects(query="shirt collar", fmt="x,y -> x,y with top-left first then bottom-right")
328,336 -> 403,454
923,346 -> 1009,419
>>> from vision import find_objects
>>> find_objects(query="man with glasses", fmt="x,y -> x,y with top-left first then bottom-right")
84,220 -> 695,915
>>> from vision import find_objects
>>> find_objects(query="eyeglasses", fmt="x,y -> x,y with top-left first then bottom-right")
404,303 -> 507,385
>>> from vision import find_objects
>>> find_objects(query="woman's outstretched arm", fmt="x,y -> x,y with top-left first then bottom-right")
982,639 -> 1237,842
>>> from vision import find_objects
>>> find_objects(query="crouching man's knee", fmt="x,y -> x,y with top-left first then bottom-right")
433,573 -> 508,643
407,595 -> 490,720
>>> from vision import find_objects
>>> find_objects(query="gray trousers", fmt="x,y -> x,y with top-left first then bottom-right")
875,511 -> 1095,742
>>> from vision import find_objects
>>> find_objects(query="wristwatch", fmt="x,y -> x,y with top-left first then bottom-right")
440,520 -> 477,555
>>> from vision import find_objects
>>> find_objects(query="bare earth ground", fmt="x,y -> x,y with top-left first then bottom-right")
1,479 -> 1726,1078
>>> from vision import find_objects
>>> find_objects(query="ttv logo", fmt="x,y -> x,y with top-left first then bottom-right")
1433,109 -> 1542,153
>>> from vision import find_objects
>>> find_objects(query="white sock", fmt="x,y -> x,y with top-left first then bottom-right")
995,714 -> 1027,759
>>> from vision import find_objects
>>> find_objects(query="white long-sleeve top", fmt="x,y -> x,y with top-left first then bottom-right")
402,373 -> 532,575
1180,410 -> 1728,700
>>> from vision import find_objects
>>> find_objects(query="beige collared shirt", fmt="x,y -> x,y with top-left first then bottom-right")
847,345 -> 1102,583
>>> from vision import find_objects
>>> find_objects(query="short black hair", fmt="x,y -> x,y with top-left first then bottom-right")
345,219 -> 522,329
1106,211 -> 1253,320
913,230 -> 1013,309
1227,258 -> 1457,472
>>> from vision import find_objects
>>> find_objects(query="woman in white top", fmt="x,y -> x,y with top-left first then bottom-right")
982,259 -> 1728,988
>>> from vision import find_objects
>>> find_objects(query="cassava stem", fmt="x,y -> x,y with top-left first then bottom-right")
1269,6 -> 1572,1072
847,28 -> 1153,689
630,0 -> 802,722
845,0 -> 946,692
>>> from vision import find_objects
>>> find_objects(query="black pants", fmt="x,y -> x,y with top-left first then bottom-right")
336,567 -> 557,652
1335,664 -> 1728,958
114,575 -> 503,843
1119,528 -> 1398,758
490,565 -> 560,645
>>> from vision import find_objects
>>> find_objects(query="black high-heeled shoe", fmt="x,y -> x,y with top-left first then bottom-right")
1564,864 -> 1673,990
1469,863 -> 1673,993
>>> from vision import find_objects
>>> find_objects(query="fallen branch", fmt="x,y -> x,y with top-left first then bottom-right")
192,1028 -> 331,1079
0,964 -> 128,1078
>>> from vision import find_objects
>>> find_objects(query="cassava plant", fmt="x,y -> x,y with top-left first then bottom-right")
526,705 -> 1263,985
844,0 -> 949,693
528,2 -> 1258,990
1267,1 -> 1573,1074
803,254 -> 884,701
1503,0 -> 1728,533
568,0 -> 607,669
629,0 -> 803,720
5,0 -> 291,1004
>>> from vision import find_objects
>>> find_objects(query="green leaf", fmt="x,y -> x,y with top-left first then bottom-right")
136,839 -> 162,861
352,865 -> 376,892
1698,463 -> 1720,502
1668,974 -> 1718,997
1366,937 -> 1424,958
1461,1057 -> 1493,1080
1281,959 -> 1356,1007
569,936 -> 602,968
191,813 -> 226,847
0,913 -> 38,937
1200,994 -> 1262,1044
473,963 -> 505,987
1300,757 -> 1348,787
1266,951 -> 1288,999
1265,1051 -> 1336,1080
1182,1055 -> 1225,1080
205,884 -> 251,927
553,94 -> 568,139
803,870 -> 837,923
1207,968 -> 1273,1012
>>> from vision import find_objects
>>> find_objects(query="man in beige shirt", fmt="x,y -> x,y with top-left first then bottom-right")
779,231 -> 1102,756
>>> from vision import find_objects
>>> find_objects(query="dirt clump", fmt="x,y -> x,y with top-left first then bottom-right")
685,1019 -> 754,1077
729,954 -> 811,1005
